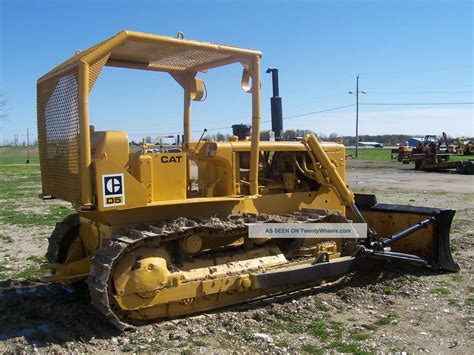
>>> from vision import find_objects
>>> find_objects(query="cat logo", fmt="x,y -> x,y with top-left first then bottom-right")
160,155 -> 183,163
102,173 -> 125,207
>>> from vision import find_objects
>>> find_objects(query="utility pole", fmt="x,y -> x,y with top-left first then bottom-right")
26,128 -> 30,164
348,75 -> 366,158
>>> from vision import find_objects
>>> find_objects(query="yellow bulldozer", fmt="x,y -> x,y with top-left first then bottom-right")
456,139 -> 474,156
37,31 -> 458,330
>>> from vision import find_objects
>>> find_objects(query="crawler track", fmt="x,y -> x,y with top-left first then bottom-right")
45,214 -> 80,263
87,211 -> 346,330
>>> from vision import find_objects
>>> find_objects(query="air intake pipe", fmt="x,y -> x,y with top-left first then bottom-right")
266,68 -> 283,141
232,124 -> 251,140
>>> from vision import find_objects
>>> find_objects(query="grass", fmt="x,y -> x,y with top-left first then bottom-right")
0,163 -> 41,177
350,333 -> 369,341
146,339 -> 170,351
276,340 -> 290,349
448,298 -> 460,307
361,324 -> 377,331
0,234 -> 13,243
377,318 -> 392,326
303,317 -> 372,353
314,299 -> 329,311
0,205 -> 72,226
270,314 -> 304,334
345,147 -> 473,162
446,154 -> 473,162
0,164 -> 42,200
0,147 -> 39,164
0,161 -> 74,263
0,254 -> 49,281
308,320 -> 329,340
238,329 -> 252,341
302,344 -> 322,354
303,340 -> 368,355
389,347 -> 404,353
0,180 -> 39,200
27,255 -> 47,263
429,287 -> 450,296
400,274 -> 418,282
328,321 -> 344,337
308,320 -> 344,340
12,265 -> 49,280
0,265 -> 8,280
326,340 -> 368,354
193,340 -> 206,347
382,281 -> 394,295
376,311 -> 399,326
346,148 -> 392,161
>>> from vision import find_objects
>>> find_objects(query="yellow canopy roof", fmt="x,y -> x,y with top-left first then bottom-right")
39,30 -> 262,82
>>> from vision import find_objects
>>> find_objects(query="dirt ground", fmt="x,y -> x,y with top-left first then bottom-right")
0,160 -> 473,353
346,160 -> 474,194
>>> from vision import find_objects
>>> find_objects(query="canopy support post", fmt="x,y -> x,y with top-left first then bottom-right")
249,56 -> 261,195
79,61 -> 93,208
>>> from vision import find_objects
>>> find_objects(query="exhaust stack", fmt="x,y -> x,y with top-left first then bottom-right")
266,68 -> 283,141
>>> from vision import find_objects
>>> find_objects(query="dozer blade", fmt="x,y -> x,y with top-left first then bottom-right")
350,193 -> 459,272
301,133 -> 458,272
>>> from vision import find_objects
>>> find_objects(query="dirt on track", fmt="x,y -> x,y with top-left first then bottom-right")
0,160 -> 473,353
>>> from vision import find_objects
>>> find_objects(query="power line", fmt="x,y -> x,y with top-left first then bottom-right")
203,104 -> 357,132
283,93 -> 348,111
277,90 -> 473,114
281,104 -> 356,120
195,125 -> 232,133
365,90 -> 473,94
361,102 -> 474,106
126,103 -> 358,136
357,65 -> 472,77
128,132 -> 179,136
118,101 -> 474,138
127,97 -> 474,137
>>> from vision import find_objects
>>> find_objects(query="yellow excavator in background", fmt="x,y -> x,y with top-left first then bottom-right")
37,31 -> 458,330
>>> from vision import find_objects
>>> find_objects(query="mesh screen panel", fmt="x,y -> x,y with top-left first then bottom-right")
38,69 -> 81,203
89,54 -> 110,92
149,48 -> 231,72
38,56 -> 108,205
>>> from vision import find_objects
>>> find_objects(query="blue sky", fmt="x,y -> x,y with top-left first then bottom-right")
0,0 -> 472,143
